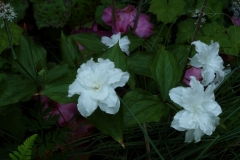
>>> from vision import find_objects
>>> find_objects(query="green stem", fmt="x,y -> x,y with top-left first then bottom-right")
4,20 -> 17,59
133,0 -> 143,33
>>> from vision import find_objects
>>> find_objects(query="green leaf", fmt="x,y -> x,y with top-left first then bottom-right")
0,22 -> 23,54
13,35 -> 47,81
0,75 -> 37,106
128,51 -> 153,78
196,0 -> 222,21
44,64 -> 69,84
170,45 -> 189,70
225,26 -> 240,56
149,0 -> 186,24
9,134 -> 37,160
150,49 -> 182,101
176,18 -> 196,43
101,42 -> 128,71
41,70 -> 78,104
88,107 -> 124,145
71,33 -> 107,54
197,22 -> 231,54
127,34 -> 144,52
67,0 -> 99,26
60,32 -> 82,68
32,0 -> 71,28
123,89 -> 165,127
95,5 -> 106,26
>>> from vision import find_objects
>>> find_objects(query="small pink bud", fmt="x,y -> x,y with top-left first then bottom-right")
183,67 -> 202,86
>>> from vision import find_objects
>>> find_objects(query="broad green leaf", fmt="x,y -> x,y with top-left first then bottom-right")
225,26 -> 240,56
123,89 -> 165,127
32,0 -> 71,28
198,22 -> 231,53
176,18 -> 196,44
127,34 -> 144,52
13,35 -> 47,81
60,32 -> 82,68
128,51 -> 153,78
0,75 -> 36,106
88,107 -> 124,145
44,64 -> 69,84
67,0 -> 99,26
101,42 -> 128,71
40,70 -> 78,104
0,22 -> 23,54
0,107 -> 25,139
95,5 -> 106,26
170,45 -> 189,70
71,33 -> 107,54
196,0 -> 222,21
149,0 -> 186,24
8,0 -> 29,22
150,49 -> 182,101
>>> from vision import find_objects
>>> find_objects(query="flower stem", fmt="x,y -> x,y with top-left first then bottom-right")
181,0 -> 208,80
4,20 -> 17,59
143,122 -> 151,160
133,0 -> 143,33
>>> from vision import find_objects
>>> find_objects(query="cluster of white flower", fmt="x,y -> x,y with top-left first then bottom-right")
231,0 -> 240,17
0,1 -> 17,27
170,40 -> 224,143
192,9 -> 206,27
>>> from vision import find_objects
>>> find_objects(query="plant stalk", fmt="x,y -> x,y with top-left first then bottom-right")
133,0 -> 144,33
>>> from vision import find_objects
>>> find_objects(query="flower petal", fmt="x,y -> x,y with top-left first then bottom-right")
77,93 -> 98,117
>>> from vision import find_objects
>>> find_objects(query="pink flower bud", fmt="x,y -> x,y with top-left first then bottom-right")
232,16 -> 240,26
134,14 -> 154,38
183,67 -> 202,86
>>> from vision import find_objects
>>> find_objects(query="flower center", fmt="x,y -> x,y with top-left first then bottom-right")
92,81 -> 101,91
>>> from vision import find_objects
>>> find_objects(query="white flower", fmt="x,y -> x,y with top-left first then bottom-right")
101,32 -> 130,55
169,76 -> 222,143
0,2 -> 17,27
68,58 -> 129,117
190,40 -> 225,86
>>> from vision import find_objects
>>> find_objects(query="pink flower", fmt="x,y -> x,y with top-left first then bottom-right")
114,5 -> 137,33
183,67 -> 202,86
231,16 -> 240,26
102,5 -> 153,38
134,14 -> 154,38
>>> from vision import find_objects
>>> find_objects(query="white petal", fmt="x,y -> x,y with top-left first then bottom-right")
68,79 -> 83,97
202,69 -> 215,86
98,87 -> 120,114
185,129 -> 195,143
208,41 -> 220,56
191,40 -> 209,54
169,87 -> 185,107
193,128 -> 205,142
189,76 -> 204,93
171,110 -> 187,131
77,93 -> 98,117
119,36 -> 130,55
189,56 -> 203,68
101,36 -> 116,47
108,69 -> 130,88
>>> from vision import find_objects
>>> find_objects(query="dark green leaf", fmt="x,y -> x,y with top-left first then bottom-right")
41,70 -> 78,104
149,0 -> 186,24
150,49 -> 182,101
33,0 -> 71,28
128,51 -> 153,78
170,45 -> 189,70
0,75 -> 36,106
14,35 -> 47,81
60,32 -> 82,68
71,33 -> 107,54
176,18 -> 196,44
123,89 -> 165,127
101,42 -> 128,71
88,107 -> 124,145
0,22 -> 23,54
127,34 -> 144,52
